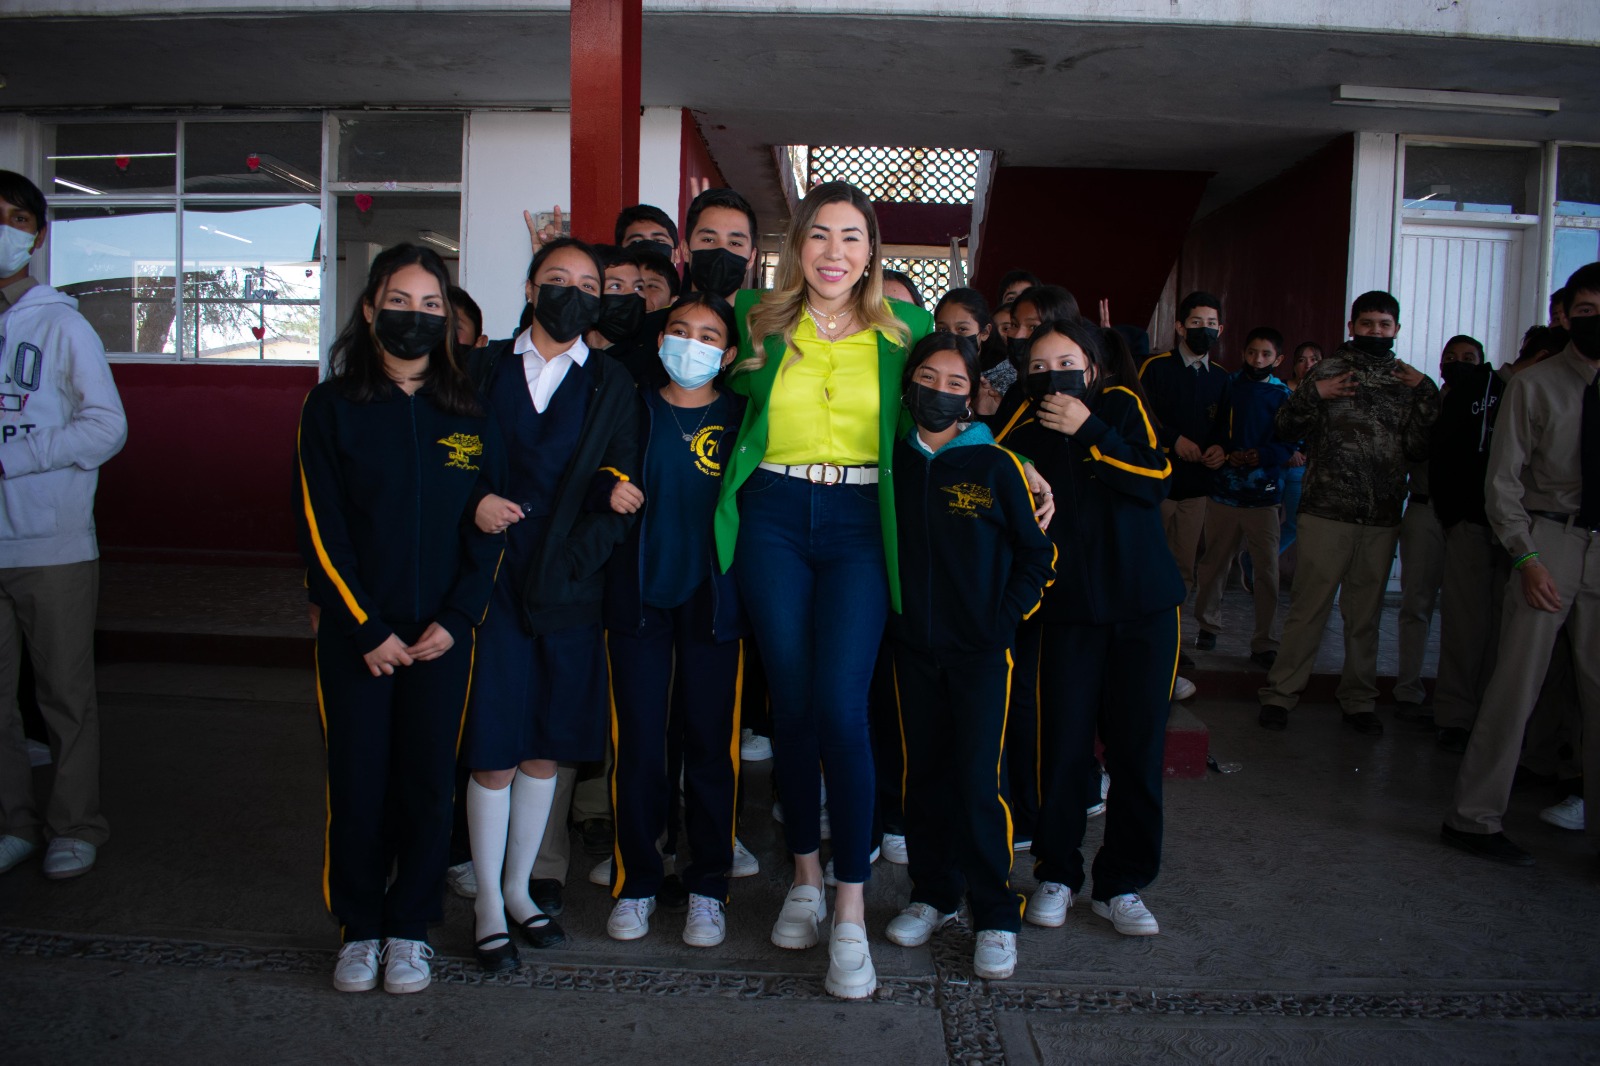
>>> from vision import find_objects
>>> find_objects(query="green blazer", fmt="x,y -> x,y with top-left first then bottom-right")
713,289 -> 934,612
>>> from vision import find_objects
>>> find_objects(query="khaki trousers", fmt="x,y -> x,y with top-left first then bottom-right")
1258,514 -> 1400,715
1433,521 -> 1507,731
1162,496 -> 1208,598
1394,500 -> 1446,704
0,560 -> 109,847
1193,503 -> 1282,653
1447,517 -> 1599,850
530,764 -> 577,884
1518,629 -> 1583,782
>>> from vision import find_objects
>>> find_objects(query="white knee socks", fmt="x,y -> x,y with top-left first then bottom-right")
502,769 -> 557,926
467,777 -> 511,942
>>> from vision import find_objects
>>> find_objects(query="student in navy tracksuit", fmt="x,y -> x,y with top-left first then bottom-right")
884,332 -> 1056,981
1007,317 -> 1184,939
602,293 -> 747,948
296,244 -> 505,995
460,238 -> 640,972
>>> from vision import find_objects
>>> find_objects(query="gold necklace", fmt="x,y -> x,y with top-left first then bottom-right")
806,302 -> 853,334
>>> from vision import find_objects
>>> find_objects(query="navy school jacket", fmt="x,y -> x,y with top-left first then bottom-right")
890,422 -> 1057,654
1137,350 -> 1231,501
1005,385 -> 1185,626
295,380 -> 506,653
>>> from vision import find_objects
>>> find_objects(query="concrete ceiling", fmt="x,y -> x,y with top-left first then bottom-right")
2,10 -> 1597,232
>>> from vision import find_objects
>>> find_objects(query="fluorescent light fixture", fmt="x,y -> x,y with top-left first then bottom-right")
46,152 -> 176,160
1335,85 -> 1559,116
418,230 -> 460,253
253,153 -> 319,193
199,224 -> 252,244
53,177 -> 103,195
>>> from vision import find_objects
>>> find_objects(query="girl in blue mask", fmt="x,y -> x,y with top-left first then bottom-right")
598,293 -> 749,950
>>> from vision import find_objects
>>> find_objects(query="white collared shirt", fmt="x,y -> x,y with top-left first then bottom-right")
1179,343 -> 1209,371
514,329 -> 590,413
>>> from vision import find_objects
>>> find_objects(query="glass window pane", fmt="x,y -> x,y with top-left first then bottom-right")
1401,145 -> 1539,214
336,114 -> 463,183
47,122 -> 177,196
1553,228 -> 1600,293
185,121 -> 322,195
333,193 -> 461,330
1556,146 -> 1600,218
183,204 -> 323,361
48,204 -> 178,354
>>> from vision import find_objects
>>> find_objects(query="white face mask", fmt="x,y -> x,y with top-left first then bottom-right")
0,225 -> 37,277
658,333 -> 725,390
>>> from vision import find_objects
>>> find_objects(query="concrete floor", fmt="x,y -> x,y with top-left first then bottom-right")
3,661 -> 1596,1065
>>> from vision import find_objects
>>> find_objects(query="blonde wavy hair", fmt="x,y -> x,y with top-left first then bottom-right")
739,180 -> 909,374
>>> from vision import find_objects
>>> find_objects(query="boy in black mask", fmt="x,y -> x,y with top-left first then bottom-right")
681,188 -> 758,299
1257,290 -> 1440,735
615,204 -> 679,266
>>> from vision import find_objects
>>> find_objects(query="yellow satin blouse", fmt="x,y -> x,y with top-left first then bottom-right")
762,315 -> 881,466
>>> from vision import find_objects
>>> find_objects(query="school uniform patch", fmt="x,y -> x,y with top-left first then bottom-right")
690,424 -> 725,477
437,432 -> 483,470
941,482 -> 994,517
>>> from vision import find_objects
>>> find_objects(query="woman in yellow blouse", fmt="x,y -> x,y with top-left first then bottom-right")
713,181 -> 929,999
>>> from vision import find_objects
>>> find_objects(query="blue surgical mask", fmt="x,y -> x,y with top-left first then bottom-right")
0,225 -> 36,276
658,333 -> 725,390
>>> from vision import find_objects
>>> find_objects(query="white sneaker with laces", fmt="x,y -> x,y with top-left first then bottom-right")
589,856 -> 613,886
973,929 -> 1017,980
1092,893 -> 1160,935
1539,796 -> 1585,831
381,938 -> 434,994
823,846 -> 881,886
42,837 -> 96,879
825,922 -> 877,999
446,860 -> 477,899
740,728 -> 773,761
606,896 -> 657,941
770,884 -> 826,949
880,833 -> 908,865
1025,881 -> 1072,927
730,838 -> 760,878
0,835 -> 38,875
683,893 -> 726,947
885,902 -> 957,947
332,939 -> 381,992
1172,676 -> 1196,701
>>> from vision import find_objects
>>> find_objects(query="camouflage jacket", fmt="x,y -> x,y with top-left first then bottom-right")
1274,345 -> 1440,527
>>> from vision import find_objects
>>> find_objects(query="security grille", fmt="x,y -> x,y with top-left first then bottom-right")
882,255 -> 965,306
806,146 -> 980,204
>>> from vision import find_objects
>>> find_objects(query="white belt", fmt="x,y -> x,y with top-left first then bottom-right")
758,461 -> 879,486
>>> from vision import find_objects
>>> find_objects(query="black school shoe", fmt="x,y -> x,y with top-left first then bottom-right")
1439,823 -> 1535,867
529,878 -> 565,916
475,931 -> 519,973
1437,727 -> 1471,754
1195,631 -> 1218,651
1250,650 -> 1277,670
658,873 -> 690,913
577,819 -> 615,858
1258,704 -> 1288,731
517,911 -> 567,949
1341,712 -> 1383,736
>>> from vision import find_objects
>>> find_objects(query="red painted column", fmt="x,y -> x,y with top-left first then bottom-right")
570,0 -> 641,244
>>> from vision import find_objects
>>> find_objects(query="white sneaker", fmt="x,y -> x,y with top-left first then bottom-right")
683,893 -> 726,947
1539,796 -> 1586,831
1172,677 -> 1196,701
446,860 -> 477,899
823,846 -> 881,886
381,938 -> 433,994
731,838 -> 760,878
973,929 -> 1017,980
606,896 -> 656,941
825,922 -> 877,999
332,939 -> 381,992
42,837 -> 96,879
1092,893 -> 1160,936
880,833 -> 908,865
0,835 -> 38,874
740,729 -> 773,761
1025,882 -> 1072,928
589,856 -> 613,886
1087,768 -> 1110,818
885,902 -> 956,947
770,884 -> 826,949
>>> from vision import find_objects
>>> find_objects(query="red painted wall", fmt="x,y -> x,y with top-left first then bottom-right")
875,203 -> 971,247
1178,135 -> 1354,368
973,166 -> 1212,330
677,110 -> 727,233
98,363 -> 318,563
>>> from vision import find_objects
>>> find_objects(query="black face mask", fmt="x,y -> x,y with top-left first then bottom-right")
1240,364 -> 1274,382
373,309 -> 448,360
1439,361 -> 1482,390
905,383 -> 969,433
1183,326 -> 1218,356
1006,335 -> 1030,368
1569,314 -> 1600,360
629,239 -> 676,263
596,293 -> 645,344
689,247 -> 749,298
1026,369 -> 1088,401
1348,334 -> 1396,357
533,283 -> 601,343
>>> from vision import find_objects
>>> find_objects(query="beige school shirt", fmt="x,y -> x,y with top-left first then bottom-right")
1485,343 -> 1600,559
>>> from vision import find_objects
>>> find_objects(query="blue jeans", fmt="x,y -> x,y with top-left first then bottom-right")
1279,467 -> 1306,554
734,467 -> 889,883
